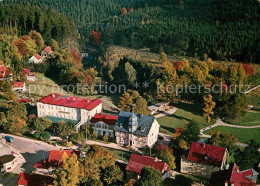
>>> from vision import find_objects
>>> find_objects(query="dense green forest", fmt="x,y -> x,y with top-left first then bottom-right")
0,4 -> 77,43
3,0 -> 260,63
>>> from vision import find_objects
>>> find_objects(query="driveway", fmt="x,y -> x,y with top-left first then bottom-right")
0,133 -> 67,186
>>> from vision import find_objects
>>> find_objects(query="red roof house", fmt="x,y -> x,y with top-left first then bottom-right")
90,114 -> 118,126
33,54 -> 41,60
13,82 -> 26,92
23,69 -> 30,75
181,142 -> 229,178
44,46 -> 52,53
126,153 -> 170,179
209,163 -> 258,186
17,173 -> 54,186
0,65 -> 13,81
33,150 -> 81,170
37,93 -> 102,111
187,142 -> 227,168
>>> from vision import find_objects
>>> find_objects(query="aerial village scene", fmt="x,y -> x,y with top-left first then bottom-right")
0,0 -> 259,185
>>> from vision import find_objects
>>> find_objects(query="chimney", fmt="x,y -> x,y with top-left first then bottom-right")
52,94 -> 55,98
202,143 -> 206,148
73,98 -> 75,100
155,157 -> 158,162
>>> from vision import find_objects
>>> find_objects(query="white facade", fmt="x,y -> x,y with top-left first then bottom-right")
26,75 -> 36,81
29,55 -> 42,64
115,119 -> 160,149
13,82 -> 26,92
37,101 -> 102,131
0,156 -> 18,172
91,121 -> 114,137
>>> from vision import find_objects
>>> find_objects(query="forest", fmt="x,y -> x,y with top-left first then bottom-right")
0,4 -> 77,43
2,0 -> 260,63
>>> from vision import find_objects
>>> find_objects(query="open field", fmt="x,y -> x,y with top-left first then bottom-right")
157,105 -> 214,135
204,126 -> 260,144
229,112 -> 260,126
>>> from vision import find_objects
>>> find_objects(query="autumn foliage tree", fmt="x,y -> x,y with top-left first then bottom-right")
121,6 -> 128,15
203,94 -> 216,123
118,90 -> 150,115
91,30 -> 101,46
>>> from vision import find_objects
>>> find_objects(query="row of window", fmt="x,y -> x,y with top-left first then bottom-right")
39,104 -> 77,113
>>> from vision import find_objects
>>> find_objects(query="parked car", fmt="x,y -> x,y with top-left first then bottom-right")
5,135 -> 14,143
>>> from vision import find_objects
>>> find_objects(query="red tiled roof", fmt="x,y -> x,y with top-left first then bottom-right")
19,99 -> 30,103
13,82 -> 25,88
37,93 -> 102,111
44,46 -> 52,53
187,142 -> 226,167
209,163 -> 258,186
23,69 -> 30,75
33,54 -> 41,60
33,150 -> 80,169
0,65 -> 12,78
90,113 -> 118,126
126,154 -> 169,175
17,173 -> 54,186
0,65 -> 7,72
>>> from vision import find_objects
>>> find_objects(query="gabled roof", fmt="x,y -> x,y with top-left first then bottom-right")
44,46 -> 52,53
17,173 -> 54,186
33,150 -> 80,169
33,54 -> 41,60
187,142 -> 226,167
0,155 -> 15,164
114,111 -> 155,136
23,69 -> 30,74
0,65 -> 12,78
19,99 -> 30,103
13,81 -> 25,88
37,93 -> 102,111
209,163 -> 258,186
126,154 -> 169,175
90,113 -> 118,126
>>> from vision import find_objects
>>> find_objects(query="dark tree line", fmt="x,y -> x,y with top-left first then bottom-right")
0,4 -> 77,43
3,0 -> 260,63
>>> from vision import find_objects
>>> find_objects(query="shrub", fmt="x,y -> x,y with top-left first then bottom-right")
42,131 -> 51,141
33,131 -> 41,139
103,135 -> 108,142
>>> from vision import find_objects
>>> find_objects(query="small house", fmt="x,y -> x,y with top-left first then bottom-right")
126,153 -> 170,180
13,82 -> 26,92
209,163 -> 259,186
17,173 -> 54,186
28,54 -> 42,64
41,46 -> 53,59
181,142 -> 228,178
0,65 -> 13,81
90,113 -> 118,138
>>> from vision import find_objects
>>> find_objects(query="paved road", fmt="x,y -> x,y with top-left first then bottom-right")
154,108 -> 178,118
200,118 -> 260,137
0,133 -> 70,186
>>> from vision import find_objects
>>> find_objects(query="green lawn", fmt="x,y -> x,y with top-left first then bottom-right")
107,149 -> 131,162
229,112 -> 260,126
204,126 -> 260,144
157,108 -> 214,135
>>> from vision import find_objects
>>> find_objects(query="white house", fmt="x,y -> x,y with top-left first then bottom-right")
0,142 -> 20,173
26,75 -> 36,81
37,93 -> 102,131
13,82 -> 26,92
28,54 -> 42,64
90,113 -> 118,138
41,46 -> 53,59
114,110 -> 160,149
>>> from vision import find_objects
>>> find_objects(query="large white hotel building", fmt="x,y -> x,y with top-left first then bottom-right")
37,93 -> 102,131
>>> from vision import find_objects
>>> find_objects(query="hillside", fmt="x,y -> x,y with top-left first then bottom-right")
3,0 -> 260,63
27,73 -> 118,112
